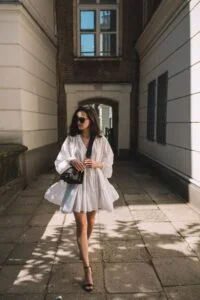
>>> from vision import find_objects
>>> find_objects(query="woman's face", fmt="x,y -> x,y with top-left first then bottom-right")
76,111 -> 90,131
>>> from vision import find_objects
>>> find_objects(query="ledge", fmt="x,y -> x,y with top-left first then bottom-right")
73,56 -> 123,62
0,144 -> 28,158
135,0 -> 185,58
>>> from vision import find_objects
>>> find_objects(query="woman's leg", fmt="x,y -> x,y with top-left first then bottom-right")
87,210 -> 96,240
74,211 -> 93,290
74,211 -> 89,266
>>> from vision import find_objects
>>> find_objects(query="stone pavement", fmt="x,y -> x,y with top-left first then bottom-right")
1,162 -> 200,299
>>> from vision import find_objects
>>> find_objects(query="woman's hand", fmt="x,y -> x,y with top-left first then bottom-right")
84,159 -> 103,169
70,159 -> 85,172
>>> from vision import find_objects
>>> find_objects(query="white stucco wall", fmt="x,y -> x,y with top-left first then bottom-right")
64,84 -> 131,151
136,0 -> 200,186
0,3 -> 57,150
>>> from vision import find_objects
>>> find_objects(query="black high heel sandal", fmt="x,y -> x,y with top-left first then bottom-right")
82,265 -> 94,292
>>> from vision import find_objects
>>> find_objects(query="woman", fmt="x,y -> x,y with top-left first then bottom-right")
45,106 -> 119,292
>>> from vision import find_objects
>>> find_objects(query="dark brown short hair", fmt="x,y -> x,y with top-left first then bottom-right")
69,106 -> 102,137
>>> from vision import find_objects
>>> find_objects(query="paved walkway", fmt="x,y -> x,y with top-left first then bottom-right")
1,162 -> 200,299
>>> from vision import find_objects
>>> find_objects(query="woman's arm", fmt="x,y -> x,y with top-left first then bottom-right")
100,136 -> 114,178
54,136 -> 76,174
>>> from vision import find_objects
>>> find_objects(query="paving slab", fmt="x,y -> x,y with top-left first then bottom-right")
107,293 -> 167,300
165,285 -> 200,300
4,203 -> 39,215
149,193 -> 183,204
0,243 -> 15,264
20,190 -> 44,197
0,227 -> 26,243
18,226 -> 62,243
124,193 -> 152,202
143,186 -> 172,195
88,235 -> 103,262
131,210 -> 169,222
34,203 -> 60,214
163,207 -> 200,221
6,241 -> 57,265
104,262 -> 162,293
172,221 -> 200,237
29,213 -> 65,227
0,265 -> 50,293
100,221 -> 142,241
48,262 -> 104,293
46,293 -> 106,299
0,215 -> 32,227
121,188 -> 146,194
153,257 -> 200,286
137,222 -> 180,238
157,203 -> 191,211
54,241 -> 82,263
128,203 -> 159,210
99,207 -> 133,223
184,237 -> 200,257
13,196 -> 42,205
102,240 -> 150,262
0,294 -> 45,300
144,237 -> 196,257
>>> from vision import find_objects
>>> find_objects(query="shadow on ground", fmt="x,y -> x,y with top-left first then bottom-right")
0,162 -> 200,299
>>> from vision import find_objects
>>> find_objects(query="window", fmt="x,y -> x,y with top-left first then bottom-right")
78,0 -> 119,57
156,71 -> 168,144
147,80 -> 156,141
142,0 -> 162,27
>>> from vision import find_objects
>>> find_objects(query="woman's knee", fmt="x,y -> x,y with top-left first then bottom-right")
87,218 -> 95,228
74,213 -> 88,233
87,211 -> 96,228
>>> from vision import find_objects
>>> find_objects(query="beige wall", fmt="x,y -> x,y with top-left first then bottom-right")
0,2 -> 57,151
22,0 -> 56,42
136,0 -> 200,186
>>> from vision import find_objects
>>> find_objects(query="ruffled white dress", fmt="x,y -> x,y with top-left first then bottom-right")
44,134 -> 119,213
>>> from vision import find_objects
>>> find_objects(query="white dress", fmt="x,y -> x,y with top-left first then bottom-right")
44,134 -> 119,213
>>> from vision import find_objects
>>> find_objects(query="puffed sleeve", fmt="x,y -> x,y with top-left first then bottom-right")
54,136 -> 76,174
101,136 -> 114,178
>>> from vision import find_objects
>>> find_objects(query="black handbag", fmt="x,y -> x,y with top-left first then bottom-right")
60,136 -> 95,184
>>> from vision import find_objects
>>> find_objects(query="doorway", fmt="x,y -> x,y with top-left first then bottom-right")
79,98 -> 119,156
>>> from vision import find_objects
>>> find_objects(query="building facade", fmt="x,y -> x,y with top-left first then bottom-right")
1,0 -> 200,209
0,0 -> 58,180
56,0 -> 143,159
136,0 -> 200,208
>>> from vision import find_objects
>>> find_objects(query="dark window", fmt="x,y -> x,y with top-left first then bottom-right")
156,71 -> 168,144
147,80 -> 156,141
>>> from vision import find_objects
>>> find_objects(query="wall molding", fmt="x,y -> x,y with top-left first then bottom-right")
0,3 -> 57,49
135,0 -> 187,58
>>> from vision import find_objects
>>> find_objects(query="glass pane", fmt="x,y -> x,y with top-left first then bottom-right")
100,10 -> 116,31
100,0 -> 117,4
100,33 -> 116,56
100,0 -> 117,3
80,34 -> 95,56
80,0 -> 97,4
80,0 -> 116,3
80,11 -> 96,30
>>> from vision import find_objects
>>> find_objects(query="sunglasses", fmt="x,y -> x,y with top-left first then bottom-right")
76,117 -> 88,124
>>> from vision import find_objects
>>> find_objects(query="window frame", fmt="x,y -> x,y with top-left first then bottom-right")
147,79 -> 156,142
77,0 -> 119,57
156,71 -> 168,145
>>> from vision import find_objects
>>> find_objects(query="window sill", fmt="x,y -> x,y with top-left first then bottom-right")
73,56 -> 123,62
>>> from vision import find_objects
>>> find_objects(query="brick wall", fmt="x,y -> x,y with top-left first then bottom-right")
56,0 -> 143,143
